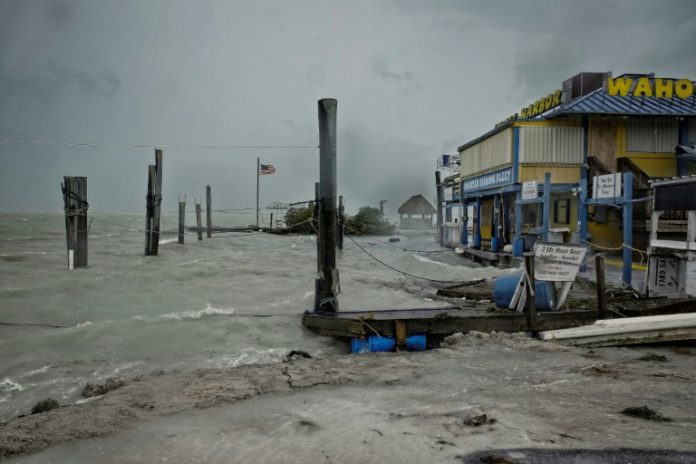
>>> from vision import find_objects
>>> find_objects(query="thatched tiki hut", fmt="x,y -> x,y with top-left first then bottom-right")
398,194 -> 436,229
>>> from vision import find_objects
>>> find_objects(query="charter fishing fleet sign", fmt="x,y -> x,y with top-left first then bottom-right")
533,242 -> 587,282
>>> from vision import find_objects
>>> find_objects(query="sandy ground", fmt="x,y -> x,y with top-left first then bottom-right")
2,333 -> 696,463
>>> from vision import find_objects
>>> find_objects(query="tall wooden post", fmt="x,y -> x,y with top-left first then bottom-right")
178,196 -> 186,244
145,149 -> 163,256
314,98 -> 339,312
145,165 -> 155,255
256,157 -> 260,230
595,253 -> 608,319
524,252 -> 537,331
195,200 -> 203,241
61,176 -> 88,269
270,213 -> 274,231
435,171 -> 443,245
206,185 -> 212,239
338,195 -> 344,250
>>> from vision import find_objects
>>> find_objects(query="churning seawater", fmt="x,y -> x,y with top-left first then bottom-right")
0,212 -> 502,421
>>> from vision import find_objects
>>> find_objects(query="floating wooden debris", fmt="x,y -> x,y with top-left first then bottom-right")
540,312 -> 696,347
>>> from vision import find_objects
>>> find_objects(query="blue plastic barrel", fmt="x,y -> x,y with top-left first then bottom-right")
351,336 -> 396,353
351,335 -> 427,353
350,337 -> 371,354
493,271 -> 556,311
369,336 -> 396,352
405,334 -> 426,351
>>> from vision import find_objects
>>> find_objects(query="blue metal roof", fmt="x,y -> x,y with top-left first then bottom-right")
545,86 -> 696,118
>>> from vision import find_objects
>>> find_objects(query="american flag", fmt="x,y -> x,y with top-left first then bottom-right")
259,163 -> 276,175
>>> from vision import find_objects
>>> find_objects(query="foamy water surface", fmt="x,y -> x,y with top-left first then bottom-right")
0,212 -> 502,420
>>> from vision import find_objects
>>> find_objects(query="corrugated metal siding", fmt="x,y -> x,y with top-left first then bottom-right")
460,128 -> 512,177
519,166 -> 580,183
518,127 -> 583,164
688,118 -> 696,144
627,118 -> 678,152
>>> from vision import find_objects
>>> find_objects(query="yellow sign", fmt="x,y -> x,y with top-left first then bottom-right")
520,90 -> 562,118
495,89 -> 563,128
606,76 -> 694,99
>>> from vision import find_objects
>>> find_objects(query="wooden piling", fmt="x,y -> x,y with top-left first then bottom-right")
524,252 -> 537,331
195,200 -> 203,241
270,213 -> 274,231
314,98 -> 339,312
61,176 -> 88,268
595,253 -> 608,319
145,149 -> 163,256
145,165 -> 156,254
206,185 -> 212,239
338,195 -> 344,250
178,196 -> 186,244
395,320 -> 407,351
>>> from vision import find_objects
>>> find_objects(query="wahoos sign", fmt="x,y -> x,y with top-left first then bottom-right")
606,76 -> 694,99
462,167 -> 513,193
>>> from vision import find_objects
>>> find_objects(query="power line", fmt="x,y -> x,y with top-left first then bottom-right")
0,137 -> 318,151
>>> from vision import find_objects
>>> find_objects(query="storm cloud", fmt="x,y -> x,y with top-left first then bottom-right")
1,0 -> 695,218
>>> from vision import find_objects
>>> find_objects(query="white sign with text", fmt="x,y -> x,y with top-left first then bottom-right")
533,242 -> 587,282
521,181 -> 538,200
592,173 -> 622,199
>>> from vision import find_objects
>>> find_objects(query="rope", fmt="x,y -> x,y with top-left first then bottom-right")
339,219 -> 452,253
344,234 -> 481,285
358,318 -> 382,337
580,239 -> 648,265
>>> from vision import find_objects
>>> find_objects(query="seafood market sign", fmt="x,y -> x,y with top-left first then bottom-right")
462,167 -> 513,193
533,242 -> 587,282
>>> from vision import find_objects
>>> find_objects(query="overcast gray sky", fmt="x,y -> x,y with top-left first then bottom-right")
1,0 -> 695,217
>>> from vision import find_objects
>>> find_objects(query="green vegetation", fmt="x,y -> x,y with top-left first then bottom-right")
346,206 -> 395,236
284,204 -> 395,236
284,204 -> 315,234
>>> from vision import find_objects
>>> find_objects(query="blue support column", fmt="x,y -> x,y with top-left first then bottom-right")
513,189 -> 524,256
578,176 -> 589,272
491,195 -> 500,252
580,115 -> 589,245
542,172 -> 551,242
461,199 -> 469,245
622,172 -> 633,287
474,197 -> 481,248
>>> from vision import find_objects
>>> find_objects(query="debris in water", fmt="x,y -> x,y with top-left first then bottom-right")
81,377 -> 126,398
462,414 -> 488,427
621,405 -> 672,422
388,237 -> 400,243
30,399 -> 59,415
478,455 -> 516,464
638,353 -> 668,362
283,350 -> 313,362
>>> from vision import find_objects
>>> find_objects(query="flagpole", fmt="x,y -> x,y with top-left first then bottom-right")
256,156 -> 260,229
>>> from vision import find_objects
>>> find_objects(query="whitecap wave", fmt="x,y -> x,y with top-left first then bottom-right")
159,238 -> 178,245
412,254 -> 455,268
0,378 -> 24,394
211,347 -> 288,368
134,304 -> 235,322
